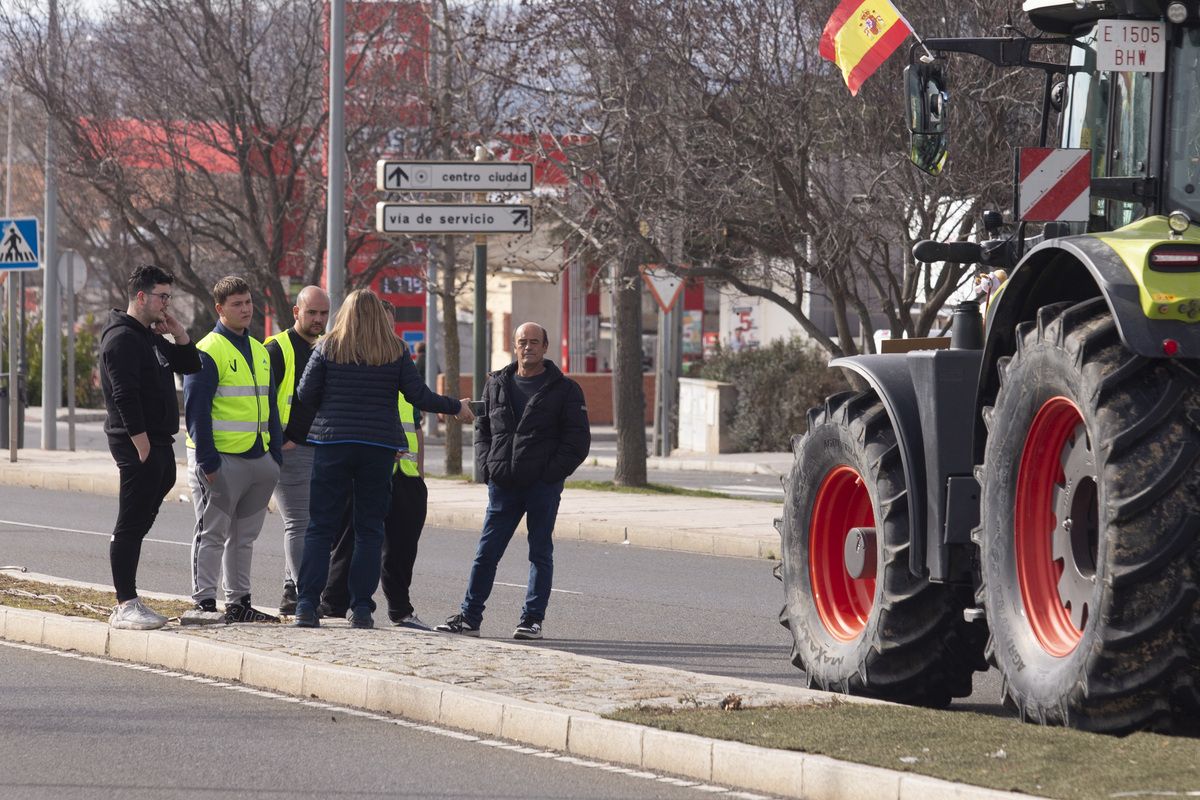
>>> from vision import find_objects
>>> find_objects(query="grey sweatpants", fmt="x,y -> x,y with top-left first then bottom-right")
187,449 -> 280,605
271,443 -> 314,585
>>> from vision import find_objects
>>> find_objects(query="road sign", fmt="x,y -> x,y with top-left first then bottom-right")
58,250 -> 88,295
377,160 -> 534,193
376,203 -> 534,235
1017,148 -> 1091,222
640,265 -> 685,313
0,217 -> 40,270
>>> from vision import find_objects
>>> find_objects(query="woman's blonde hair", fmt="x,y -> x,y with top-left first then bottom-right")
319,289 -> 403,365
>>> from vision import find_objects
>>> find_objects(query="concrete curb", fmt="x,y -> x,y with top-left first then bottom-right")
0,605 -> 1021,800
592,454 -> 789,476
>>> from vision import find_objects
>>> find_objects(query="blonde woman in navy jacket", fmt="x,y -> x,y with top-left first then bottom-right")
292,289 -> 474,628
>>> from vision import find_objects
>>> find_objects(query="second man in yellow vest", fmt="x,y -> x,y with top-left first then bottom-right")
266,285 -> 330,615
183,276 -> 283,624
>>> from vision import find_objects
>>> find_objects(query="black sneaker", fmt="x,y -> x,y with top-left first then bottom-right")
293,608 -> 319,628
279,581 -> 298,615
225,595 -> 281,624
513,617 -> 543,640
349,608 -> 374,629
434,613 -> 480,636
317,601 -> 348,620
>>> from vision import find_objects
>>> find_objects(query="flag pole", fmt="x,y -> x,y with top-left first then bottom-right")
888,3 -> 936,61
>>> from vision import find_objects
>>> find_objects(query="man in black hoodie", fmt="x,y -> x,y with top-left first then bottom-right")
99,264 -> 202,629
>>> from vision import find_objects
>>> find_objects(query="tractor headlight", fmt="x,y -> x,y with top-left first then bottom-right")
1168,2 -> 1189,23
1168,210 -> 1192,236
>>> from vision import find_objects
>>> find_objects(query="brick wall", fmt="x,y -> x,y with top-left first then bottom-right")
438,373 -> 655,424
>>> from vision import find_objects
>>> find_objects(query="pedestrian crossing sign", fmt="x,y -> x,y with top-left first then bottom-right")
0,217 -> 40,270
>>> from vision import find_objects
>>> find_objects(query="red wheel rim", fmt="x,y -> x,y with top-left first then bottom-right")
810,465 -> 875,641
1015,396 -> 1090,657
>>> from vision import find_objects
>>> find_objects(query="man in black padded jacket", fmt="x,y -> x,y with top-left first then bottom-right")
436,321 -> 590,641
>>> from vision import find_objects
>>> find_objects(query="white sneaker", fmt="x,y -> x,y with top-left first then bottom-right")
109,597 -> 168,630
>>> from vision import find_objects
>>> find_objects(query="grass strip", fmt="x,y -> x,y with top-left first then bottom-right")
607,701 -> 1200,799
0,574 -> 194,621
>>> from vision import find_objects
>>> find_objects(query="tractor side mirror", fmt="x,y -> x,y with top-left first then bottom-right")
905,61 -> 948,177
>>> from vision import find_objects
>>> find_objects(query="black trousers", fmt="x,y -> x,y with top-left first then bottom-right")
108,437 -> 177,603
322,471 -> 428,620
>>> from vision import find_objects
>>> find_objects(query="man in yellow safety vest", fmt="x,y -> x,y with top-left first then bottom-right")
266,285 -> 329,615
182,276 -> 283,624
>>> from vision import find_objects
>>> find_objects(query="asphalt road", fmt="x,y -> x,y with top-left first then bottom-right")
0,483 -> 799,684
0,481 -> 1007,715
0,640 -> 736,800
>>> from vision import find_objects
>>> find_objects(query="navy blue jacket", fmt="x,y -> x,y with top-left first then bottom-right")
474,360 -> 590,490
298,342 -> 461,450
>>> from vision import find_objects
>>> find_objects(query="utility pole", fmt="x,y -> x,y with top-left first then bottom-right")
41,0 -> 60,450
326,0 -> 345,317
7,85 -> 16,462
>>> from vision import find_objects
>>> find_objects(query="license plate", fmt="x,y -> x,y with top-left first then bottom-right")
1096,19 -> 1166,72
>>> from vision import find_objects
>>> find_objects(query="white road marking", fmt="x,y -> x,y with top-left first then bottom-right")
0,518 -> 188,547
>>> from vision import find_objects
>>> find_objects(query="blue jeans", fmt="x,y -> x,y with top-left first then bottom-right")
295,442 -> 395,617
461,480 -> 563,626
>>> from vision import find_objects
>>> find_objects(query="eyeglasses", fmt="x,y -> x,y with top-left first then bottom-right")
145,292 -> 172,304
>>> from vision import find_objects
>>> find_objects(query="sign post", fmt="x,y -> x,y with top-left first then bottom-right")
641,265 -> 686,457
374,153 -> 535,482
58,249 -> 87,451
0,216 -> 39,462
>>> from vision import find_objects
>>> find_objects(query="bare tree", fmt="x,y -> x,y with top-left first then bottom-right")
0,0 -> 336,334
505,0 -> 1042,372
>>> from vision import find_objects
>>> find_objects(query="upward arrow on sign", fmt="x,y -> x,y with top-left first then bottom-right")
640,265 -> 684,313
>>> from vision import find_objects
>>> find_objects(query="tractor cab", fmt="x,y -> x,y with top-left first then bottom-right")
909,0 -> 1200,236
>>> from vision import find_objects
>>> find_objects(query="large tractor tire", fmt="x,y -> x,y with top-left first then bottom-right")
779,390 -> 985,707
977,298 -> 1200,734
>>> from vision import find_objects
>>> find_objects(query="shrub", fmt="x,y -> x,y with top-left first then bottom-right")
9,315 -> 102,408
696,338 -> 850,452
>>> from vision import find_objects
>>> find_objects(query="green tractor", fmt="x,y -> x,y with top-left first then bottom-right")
779,0 -> 1200,734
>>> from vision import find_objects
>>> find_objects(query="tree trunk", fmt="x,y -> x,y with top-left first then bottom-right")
440,238 -> 463,475
613,248 -> 647,486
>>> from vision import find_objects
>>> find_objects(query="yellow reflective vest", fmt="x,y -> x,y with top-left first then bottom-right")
186,332 -> 272,454
396,394 -> 419,477
266,329 -> 295,427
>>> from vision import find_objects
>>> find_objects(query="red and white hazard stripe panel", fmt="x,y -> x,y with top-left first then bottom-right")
1017,148 -> 1092,223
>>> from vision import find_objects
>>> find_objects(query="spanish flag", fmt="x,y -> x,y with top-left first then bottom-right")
819,0 -> 914,96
